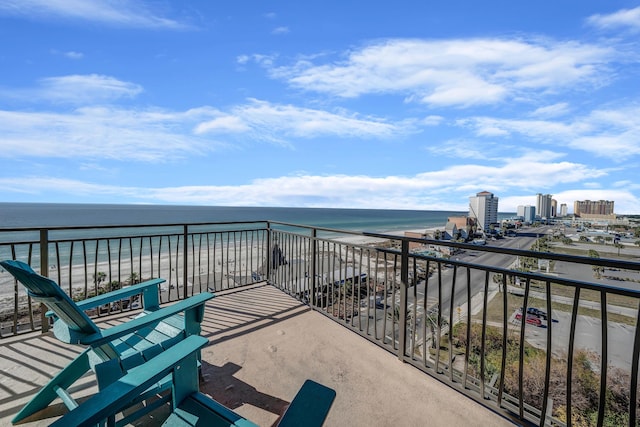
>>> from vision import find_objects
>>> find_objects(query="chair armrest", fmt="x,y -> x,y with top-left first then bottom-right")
80,292 -> 214,346
75,278 -> 165,311
50,335 -> 208,427
46,278 -> 166,318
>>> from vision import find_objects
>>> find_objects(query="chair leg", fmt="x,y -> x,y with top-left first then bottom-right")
12,349 -> 91,423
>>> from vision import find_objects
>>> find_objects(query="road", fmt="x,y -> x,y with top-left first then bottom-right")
373,226 -> 550,345
415,226 -> 551,317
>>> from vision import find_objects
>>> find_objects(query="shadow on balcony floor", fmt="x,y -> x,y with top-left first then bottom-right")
0,283 -> 515,427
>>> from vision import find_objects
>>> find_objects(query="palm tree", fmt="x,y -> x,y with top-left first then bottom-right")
589,249 -> 604,279
93,271 -> 107,286
614,242 -> 624,256
127,272 -> 140,285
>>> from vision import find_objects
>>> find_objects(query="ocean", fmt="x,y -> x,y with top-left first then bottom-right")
0,202 -> 467,232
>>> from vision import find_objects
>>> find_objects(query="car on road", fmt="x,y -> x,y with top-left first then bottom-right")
515,310 -> 543,326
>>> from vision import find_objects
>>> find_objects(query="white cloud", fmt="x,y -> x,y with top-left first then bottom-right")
195,99 -> 408,141
0,106 -> 218,161
50,49 -> 84,59
272,26 -> 290,35
530,102 -> 570,118
0,74 -> 143,105
267,38 -> 614,107
0,94 -> 410,162
587,7 -> 640,32
0,153 -> 609,211
461,106 -> 640,160
195,116 -> 250,134
426,140 -> 490,159
64,51 -> 83,59
0,0 -> 189,29
422,115 -> 444,126
38,74 -> 143,104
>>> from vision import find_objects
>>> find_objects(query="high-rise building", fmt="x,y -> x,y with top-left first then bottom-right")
516,205 -> 526,218
574,200 -> 615,216
523,206 -> 536,223
551,199 -> 557,217
560,203 -> 568,217
469,191 -> 499,231
536,193 -> 553,219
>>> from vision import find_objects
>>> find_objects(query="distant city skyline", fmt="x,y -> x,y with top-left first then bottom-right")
1,2 -> 639,213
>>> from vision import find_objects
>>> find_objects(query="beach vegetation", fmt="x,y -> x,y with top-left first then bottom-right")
451,322 -> 636,426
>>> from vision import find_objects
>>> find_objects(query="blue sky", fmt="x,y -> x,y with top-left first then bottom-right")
1,1 -> 640,214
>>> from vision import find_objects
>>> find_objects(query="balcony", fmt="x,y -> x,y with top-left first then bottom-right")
0,221 -> 639,426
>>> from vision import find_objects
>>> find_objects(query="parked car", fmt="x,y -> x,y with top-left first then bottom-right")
526,307 -> 547,320
515,311 -> 543,326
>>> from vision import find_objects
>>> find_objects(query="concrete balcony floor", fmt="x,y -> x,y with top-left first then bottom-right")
0,283 -> 515,427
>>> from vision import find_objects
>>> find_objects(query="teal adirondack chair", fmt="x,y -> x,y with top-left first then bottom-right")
50,335 -> 336,427
0,259 -> 214,426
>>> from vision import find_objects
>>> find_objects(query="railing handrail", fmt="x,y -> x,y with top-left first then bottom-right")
0,220 -> 270,233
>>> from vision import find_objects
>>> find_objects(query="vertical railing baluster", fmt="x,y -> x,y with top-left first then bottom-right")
82,241 -> 88,300
463,266 -> 471,389
497,273 -> 508,408
266,223 -> 271,284
68,241 -> 74,300
27,244 -> 34,331
566,286 -> 581,427
435,263 -> 443,373
342,244 -> 348,324
422,260 -> 431,369
39,229 -> 49,332
167,235 -> 173,299
448,264 -> 457,382
228,232 -> 231,289
128,237 -> 133,282
382,251 -> 389,344
629,300 -> 640,427
93,240 -> 99,302
356,248 -> 371,334
106,240 -> 112,295
597,290 -> 608,427
398,240 -> 409,362
183,225 -> 188,299
11,244 -> 18,335
311,229 -> 317,308
157,236 -> 163,302
206,233 -> 211,289
117,239 -> 122,287
197,233 -> 202,292
175,234 -> 181,299
480,270 -> 489,400
392,252 -> 399,348
519,277 -> 531,420
149,236 -> 154,279
539,280 -> 553,427
55,242 -> 62,291
250,230 -> 255,284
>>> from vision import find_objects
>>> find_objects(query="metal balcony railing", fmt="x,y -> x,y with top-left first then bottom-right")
1,220 -> 639,427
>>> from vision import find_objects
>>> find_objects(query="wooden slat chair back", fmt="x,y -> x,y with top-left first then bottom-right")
1,259 -> 214,426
